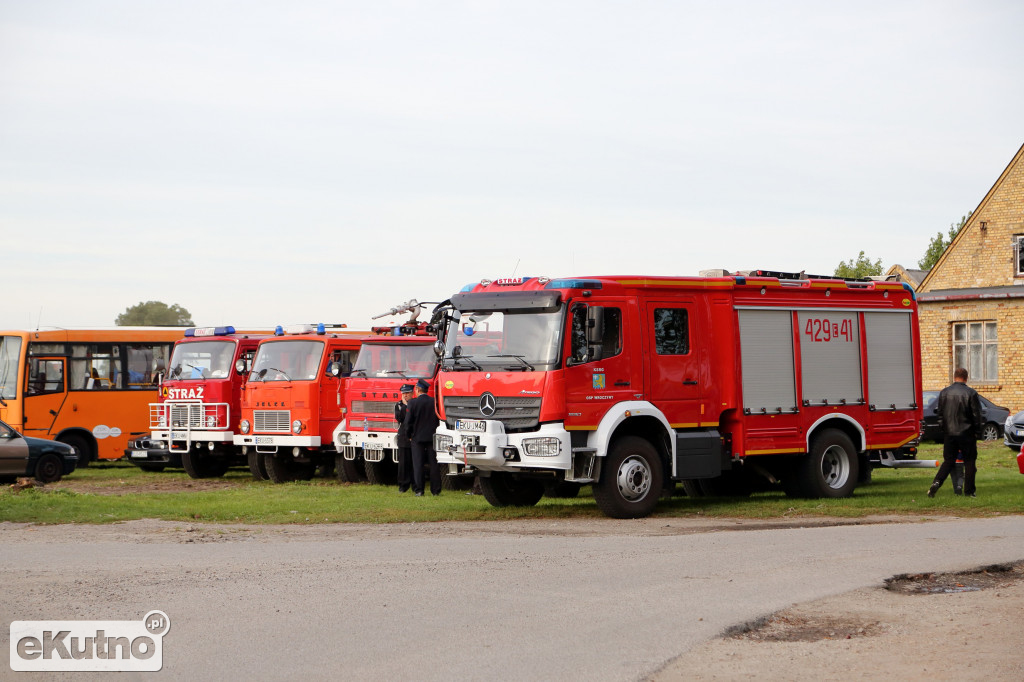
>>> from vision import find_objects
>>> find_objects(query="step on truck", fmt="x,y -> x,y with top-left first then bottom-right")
333,306 -> 441,484
233,324 -> 364,483
433,273 -> 923,518
125,326 -> 267,476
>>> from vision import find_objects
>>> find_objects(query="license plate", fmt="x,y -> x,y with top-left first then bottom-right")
255,436 -> 275,445
1017,429 -> 1024,437
456,419 -> 486,433
362,442 -> 383,451
170,431 -> 189,439
130,451 -> 148,459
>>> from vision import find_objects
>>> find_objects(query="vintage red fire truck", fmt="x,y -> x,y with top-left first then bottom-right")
233,324 -> 364,483
333,324 -> 440,484
126,326 -> 267,476
433,273 -> 923,518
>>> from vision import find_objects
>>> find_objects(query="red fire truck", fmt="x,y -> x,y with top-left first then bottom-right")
233,324 -> 364,483
433,273 -> 923,518
333,326 -> 439,484
125,326 -> 267,476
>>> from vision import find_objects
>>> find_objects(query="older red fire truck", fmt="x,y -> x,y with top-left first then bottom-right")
333,329 -> 439,484
433,273 -> 923,518
127,326 -> 267,477
233,324 -> 364,483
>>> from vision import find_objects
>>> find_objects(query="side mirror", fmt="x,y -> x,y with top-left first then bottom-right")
433,339 -> 445,358
586,306 -> 604,345
257,368 -> 268,380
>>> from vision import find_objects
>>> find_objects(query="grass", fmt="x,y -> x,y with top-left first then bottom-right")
0,441 -> 1020,525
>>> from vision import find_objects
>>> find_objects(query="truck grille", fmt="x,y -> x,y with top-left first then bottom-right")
348,418 -> 400,431
443,396 -> 542,432
351,400 -> 398,415
254,410 -> 291,433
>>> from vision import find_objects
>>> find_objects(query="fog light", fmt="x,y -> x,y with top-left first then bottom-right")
292,420 -> 303,434
502,447 -> 519,460
240,419 -> 250,434
292,447 -> 301,456
522,437 -> 560,457
208,441 -> 215,451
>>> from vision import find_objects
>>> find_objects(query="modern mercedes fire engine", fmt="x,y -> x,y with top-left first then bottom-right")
433,273 -> 923,518
233,324 -> 364,483
126,326 -> 266,477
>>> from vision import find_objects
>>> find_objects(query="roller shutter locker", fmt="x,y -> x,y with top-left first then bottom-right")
738,309 -> 797,413
797,311 -> 863,406
864,312 -> 916,410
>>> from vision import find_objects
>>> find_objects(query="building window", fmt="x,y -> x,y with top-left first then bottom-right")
952,322 -> 997,383
1015,235 -> 1024,277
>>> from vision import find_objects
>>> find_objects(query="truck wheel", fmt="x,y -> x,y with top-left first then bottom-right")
335,455 -> 363,483
60,435 -> 92,468
248,450 -> 269,480
593,436 -> 663,518
264,453 -> 299,484
34,453 -> 64,483
182,450 -> 229,479
795,429 -> 859,498
364,459 -> 397,486
543,481 -> 581,498
479,473 -> 544,507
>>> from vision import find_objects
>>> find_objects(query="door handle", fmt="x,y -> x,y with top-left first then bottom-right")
614,381 -> 630,387
50,409 -> 58,416
682,380 -> 698,386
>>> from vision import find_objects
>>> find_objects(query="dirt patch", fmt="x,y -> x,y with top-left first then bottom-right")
885,561 -> 1024,594
726,614 -> 888,643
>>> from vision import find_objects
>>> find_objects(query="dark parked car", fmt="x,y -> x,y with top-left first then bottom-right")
1002,409 -> 1024,451
920,390 -> 1009,443
0,419 -> 78,483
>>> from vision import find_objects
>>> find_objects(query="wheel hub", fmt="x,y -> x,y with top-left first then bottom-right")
616,455 -> 652,501
821,445 -> 850,489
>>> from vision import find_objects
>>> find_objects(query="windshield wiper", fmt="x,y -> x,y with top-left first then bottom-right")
257,367 -> 291,381
383,369 -> 409,378
487,354 -> 535,371
447,355 -> 481,371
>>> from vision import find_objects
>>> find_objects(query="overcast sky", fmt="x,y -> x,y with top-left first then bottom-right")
2,1 -> 1022,331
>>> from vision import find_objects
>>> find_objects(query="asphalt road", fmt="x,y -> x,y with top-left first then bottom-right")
3,516 -> 1024,681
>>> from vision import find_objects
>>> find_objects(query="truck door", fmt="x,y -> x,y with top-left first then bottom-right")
22,356 -> 67,436
564,302 -> 637,430
644,301 -> 703,427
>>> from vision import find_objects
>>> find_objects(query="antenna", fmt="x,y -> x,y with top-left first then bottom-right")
511,259 -> 520,277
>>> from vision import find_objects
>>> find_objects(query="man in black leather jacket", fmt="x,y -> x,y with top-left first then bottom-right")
928,367 -> 983,498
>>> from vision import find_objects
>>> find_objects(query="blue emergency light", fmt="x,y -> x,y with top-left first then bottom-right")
185,326 -> 236,337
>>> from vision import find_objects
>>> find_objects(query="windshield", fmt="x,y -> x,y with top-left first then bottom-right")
351,343 -> 438,378
249,340 -> 325,382
168,340 -> 235,380
443,308 -> 563,371
1,336 -> 24,400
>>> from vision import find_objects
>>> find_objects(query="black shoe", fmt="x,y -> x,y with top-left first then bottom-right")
954,489 -> 963,496
415,491 -> 423,497
927,483 -> 940,498
969,493 -> 976,498
398,486 -> 409,493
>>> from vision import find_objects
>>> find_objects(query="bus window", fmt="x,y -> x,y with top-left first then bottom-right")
126,344 -> 170,387
26,358 -> 64,395
70,344 -> 122,390
0,336 -> 23,401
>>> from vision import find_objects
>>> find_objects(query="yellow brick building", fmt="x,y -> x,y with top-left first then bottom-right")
917,142 -> 1024,412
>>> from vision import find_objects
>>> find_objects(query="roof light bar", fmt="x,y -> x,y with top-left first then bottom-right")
185,326 -> 236,337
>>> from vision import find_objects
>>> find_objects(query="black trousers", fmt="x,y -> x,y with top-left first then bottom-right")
411,441 -> 441,495
933,431 -> 978,495
396,445 -> 412,491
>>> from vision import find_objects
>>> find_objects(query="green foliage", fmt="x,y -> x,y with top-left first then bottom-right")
918,212 -> 972,270
116,301 -> 194,326
834,251 -> 883,279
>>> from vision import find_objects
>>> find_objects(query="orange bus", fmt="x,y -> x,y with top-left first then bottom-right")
0,328 -> 186,464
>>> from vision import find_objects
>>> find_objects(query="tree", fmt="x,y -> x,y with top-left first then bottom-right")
834,251 -> 883,279
918,212 -> 972,270
116,301 -> 194,326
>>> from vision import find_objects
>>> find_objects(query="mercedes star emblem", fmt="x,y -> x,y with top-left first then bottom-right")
479,392 -> 497,417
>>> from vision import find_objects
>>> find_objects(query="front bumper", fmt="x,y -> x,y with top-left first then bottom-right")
233,434 -> 322,450
123,438 -> 182,466
153,430 -> 234,443
1004,425 -> 1023,450
434,421 -> 572,474
336,430 -> 399,463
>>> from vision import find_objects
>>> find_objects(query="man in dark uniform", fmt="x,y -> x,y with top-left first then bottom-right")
394,384 -> 414,493
405,378 -> 441,496
928,367 -> 983,498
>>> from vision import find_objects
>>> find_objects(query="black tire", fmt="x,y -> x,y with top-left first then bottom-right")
34,453 -> 64,483
364,458 -> 398,486
182,449 -> 229,479
981,422 -> 1000,441
794,428 -> 859,498
593,436 -> 664,518
478,473 -> 545,507
543,481 -> 582,498
59,435 -> 92,468
264,453 -> 314,484
335,455 -> 363,483
137,464 -> 167,473
316,458 -> 336,479
248,450 -> 269,480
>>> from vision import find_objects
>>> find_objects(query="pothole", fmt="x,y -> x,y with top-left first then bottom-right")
726,615 -> 886,642
885,561 -> 1024,595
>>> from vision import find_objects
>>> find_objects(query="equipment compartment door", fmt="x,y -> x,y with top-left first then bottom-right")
644,302 -> 703,428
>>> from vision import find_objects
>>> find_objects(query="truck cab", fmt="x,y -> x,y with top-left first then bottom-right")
234,325 -> 362,483
126,326 -> 265,476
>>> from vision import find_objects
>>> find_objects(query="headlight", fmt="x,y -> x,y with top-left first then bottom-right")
292,420 -> 303,434
522,437 -> 560,457
158,414 -> 167,427
338,433 -> 351,445
434,434 -> 453,451
206,415 -> 217,428
240,419 -> 250,434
